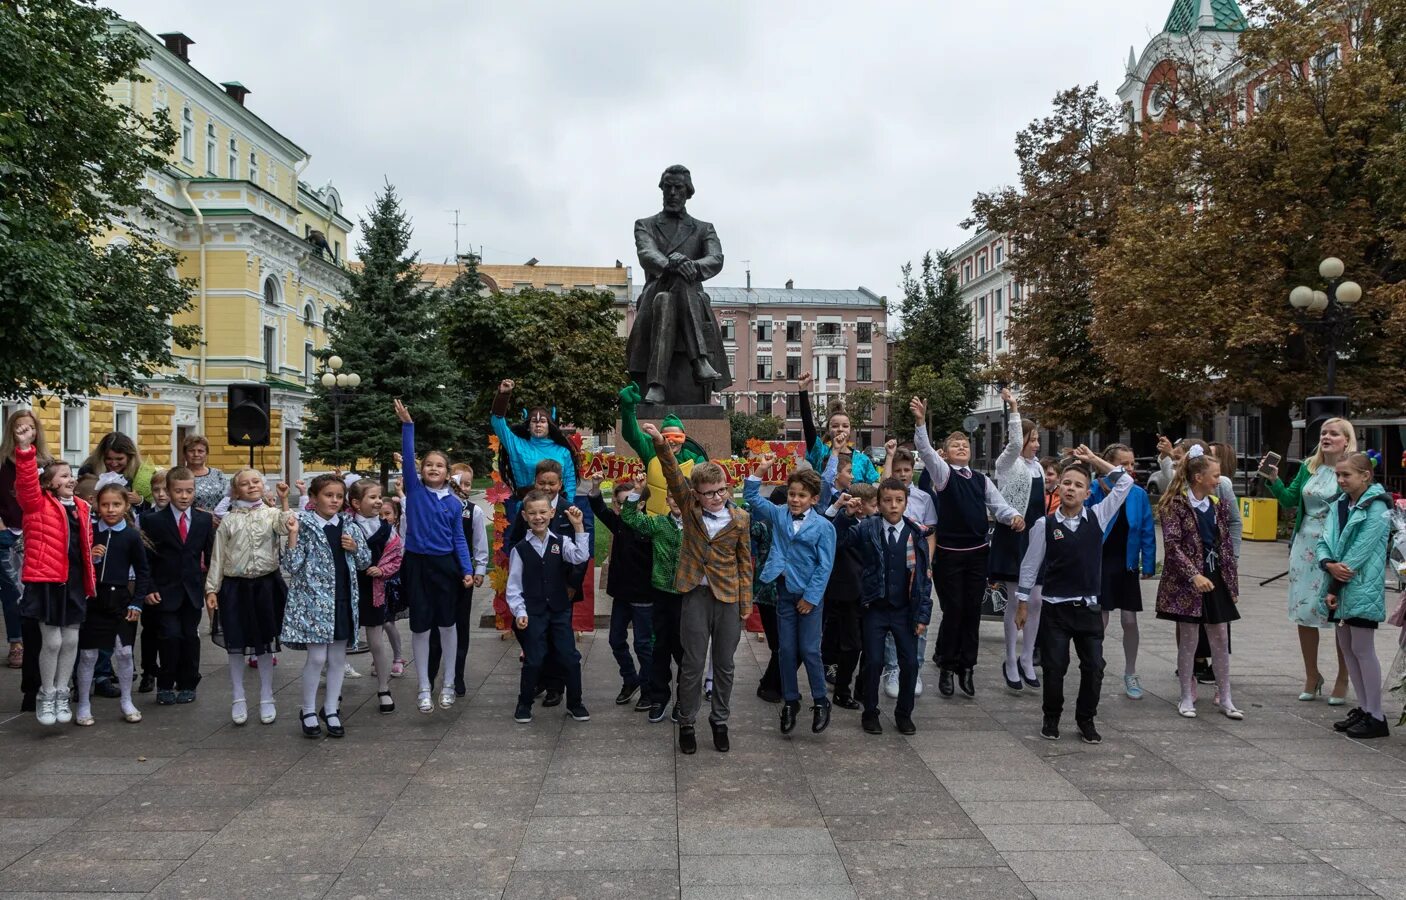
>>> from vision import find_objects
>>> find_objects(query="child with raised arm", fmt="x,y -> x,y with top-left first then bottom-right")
798,373 -> 879,489
989,389 -> 1047,693
1017,448 -> 1131,744
909,396 -> 1024,699
587,478 -> 655,710
621,473 -> 687,721
745,458 -> 836,735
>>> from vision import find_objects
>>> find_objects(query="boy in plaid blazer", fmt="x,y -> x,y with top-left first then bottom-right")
643,422 -> 752,755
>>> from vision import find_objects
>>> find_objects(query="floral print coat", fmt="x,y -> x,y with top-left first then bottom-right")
281,511 -> 370,644
1156,495 -> 1240,619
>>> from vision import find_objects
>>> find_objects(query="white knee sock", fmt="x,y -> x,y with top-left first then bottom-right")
76,648 -> 99,718
255,653 -> 275,703
437,625 -> 457,692
302,644 -> 328,713
412,630 -> 432,694
113,641 -> 137,715
324,643 -> 347,714
38,624 -> 63,693
227,652 -> 247,703
1020,592 -> 1042,674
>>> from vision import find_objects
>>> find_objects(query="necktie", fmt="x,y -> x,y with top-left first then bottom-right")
792,513 -> 806,522
958,467 -> 971,479
178,511 -> 188,542
888,526 -> 898,548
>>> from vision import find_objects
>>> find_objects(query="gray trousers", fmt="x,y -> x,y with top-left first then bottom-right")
677,585 -> 742,727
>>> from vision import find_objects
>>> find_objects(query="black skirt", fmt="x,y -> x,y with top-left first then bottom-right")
21,577 -> 86,628
986,523 -> 1027,582
79,583 -> 138,649
1157,569 -> 1240,625
402,551 -> 461,633
212,572 -> 285,656
1100,566 -> 1144,612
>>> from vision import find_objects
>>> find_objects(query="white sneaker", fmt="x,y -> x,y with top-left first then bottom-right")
344,662 -> 363,679
53,688 -> 73,724
36,689 -> 56,727
883,668 -> 899,699
914,673 -> 925,698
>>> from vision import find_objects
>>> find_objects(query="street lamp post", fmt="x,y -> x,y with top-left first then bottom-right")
1288,256 -> 1363,395
319,355 -> 361,458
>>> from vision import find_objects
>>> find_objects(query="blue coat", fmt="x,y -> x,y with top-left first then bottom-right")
1315,483 -> 1393,623
744,477 -> 836,604
806,436 -> 880,485
281,512 -> 371,644
833,514 -> 933,627
1088,480 -> 1157,576
491,415 -> 578,500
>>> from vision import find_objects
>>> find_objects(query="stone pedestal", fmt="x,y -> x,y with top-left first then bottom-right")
624,402 -> 731,459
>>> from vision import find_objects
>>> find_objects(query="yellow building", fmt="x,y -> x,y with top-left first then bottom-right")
10,24 -> 354,481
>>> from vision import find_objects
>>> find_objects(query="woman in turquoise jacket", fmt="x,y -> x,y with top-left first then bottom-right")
490,378 -> 579,501
1315,452 -> 1393,739
797,374 -> 878,494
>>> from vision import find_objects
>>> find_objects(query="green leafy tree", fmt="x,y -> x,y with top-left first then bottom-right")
300,186 -> 478,478
443,283 -> 627,434
728,411 -> 784,457
890,251 -> 980,438
841,387 -> 882,436
0,0 -> 196,402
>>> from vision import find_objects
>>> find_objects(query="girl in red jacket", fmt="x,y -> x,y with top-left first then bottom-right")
13,422 -> 95,727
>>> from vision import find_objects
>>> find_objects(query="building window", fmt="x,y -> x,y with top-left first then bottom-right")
113,407 -> 136,440
264,325 -> 278,375
249,151 -> 259,185
978,296 -> 987,318
180,106 -> 193,161
62,404 -> 87,465
333,240 -> 340,263
721,320 -> 735,341
726,353 -> 736,376
205,123 -> 217,175
263,276 -> 280,307
1011,282 -> 1021,301
962,263 -> 972,283
995,288 -> 1003,312
856,357 -> 872,382
756,355 -> 772,381
978,336 -> 988,355
826,356 -> 839,380
1254,83 -> 1271,112
786,394 -> 800,418
817,322 -> 839,339
857,321 -> 872,344
785,320 -> 801,342
228,137 -> 238,178
756,318 -> 772,342
978,254 -> 988,275
859,430 -> 872,449
995,330 -> 1004,350
304,342 -> 315,384
303,302 -> 315,326
994,244 -> 1003,265
786,355 -> 801,380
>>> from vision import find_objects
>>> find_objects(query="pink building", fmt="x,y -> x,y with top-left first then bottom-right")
622,280 -> 891,447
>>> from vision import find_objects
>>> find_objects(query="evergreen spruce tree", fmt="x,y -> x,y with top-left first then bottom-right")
300,186 -> 477,480
891,251 -> 981,438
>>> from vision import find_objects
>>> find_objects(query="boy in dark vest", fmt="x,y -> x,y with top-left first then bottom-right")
506,489 -> 591,725
834,478 -> 932,735
909,397 -> 1023,699
1016,448 -> 1130,744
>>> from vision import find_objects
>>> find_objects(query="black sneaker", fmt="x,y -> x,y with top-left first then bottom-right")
1076,718 -> 1102,744
568,703 -> 591,722
1346,714 -> 1390,739
824,664 -> 837,685
542,690 -> 563,708
1334,707 -> 1366,732
711,721 -> 729,752
137,674 -> 155,694
861,714 -> 882,735
1194,664 -> 1216,685
514,702 -> 533,724
678,725 -> 698,754
895,715 -> 916,736
615,682 -> 640,706
648,703 -> 667,723
633,694 -> 652,712
1041,717 -> 1060,741
156,690 -> 177,706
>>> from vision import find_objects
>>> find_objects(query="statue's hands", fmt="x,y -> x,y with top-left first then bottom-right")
677,258 -> 699,280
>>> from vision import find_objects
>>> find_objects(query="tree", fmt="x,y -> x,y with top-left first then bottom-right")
1093,0 -> 1406,447
841,387 -> 882,436
728,410 -> 784,457
300,186 -> 478,477
443,282 -> 627,434
890,251 -> 980,438
0,0 -> 197,402
967,85 -> 1150,437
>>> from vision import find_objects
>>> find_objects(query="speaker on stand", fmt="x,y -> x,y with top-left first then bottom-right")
227,383 -> 271,469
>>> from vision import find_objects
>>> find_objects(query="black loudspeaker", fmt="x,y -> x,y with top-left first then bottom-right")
227,383 -> 271,446
1304,395 -> 1349,451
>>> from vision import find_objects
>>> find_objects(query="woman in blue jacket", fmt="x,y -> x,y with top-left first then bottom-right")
490,378 -> 579,503
797,374 -> 879,493
1090,445 -> 1157,700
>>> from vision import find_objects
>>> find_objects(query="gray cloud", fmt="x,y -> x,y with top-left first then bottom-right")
112,0 -> 1171,295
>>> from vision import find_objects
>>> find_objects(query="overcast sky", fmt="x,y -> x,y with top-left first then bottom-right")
111,0 -> 1175,298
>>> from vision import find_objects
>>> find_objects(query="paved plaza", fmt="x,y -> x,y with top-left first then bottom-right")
0,540 -> 1405,898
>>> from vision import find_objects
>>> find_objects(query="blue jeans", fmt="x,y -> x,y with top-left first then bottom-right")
776,582 -> 828,705
884,630 -> 927,671
0,531 -> 20,643
608,597 -> 653,687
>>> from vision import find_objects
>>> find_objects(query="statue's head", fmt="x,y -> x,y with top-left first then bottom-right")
659,164 -> 693,213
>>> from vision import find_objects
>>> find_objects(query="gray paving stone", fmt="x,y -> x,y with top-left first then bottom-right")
146,869 -> 337,900
1233,798 -> 1395,824
532,791 -> 676,817
978,823 -> 1146,852
1177,862 -> 1370,896
851,867 -> 1034,899
837,838 -> 1002,873
684,887 -> 856,900
960,800 -> 1115,825
0,855 -> 184,893
1001,849 -> 1184,883
1089,789 -> 1265,836
823,812 -> 983,841
1142,834 -> 1315,864
333,856 -> 514,894
526,814 -> 676,842
514,840 -> 677,871
679,852 -> 850,886
679,825 -> 834,855
1276,820 -> 1406,849
506,870 -> 681,899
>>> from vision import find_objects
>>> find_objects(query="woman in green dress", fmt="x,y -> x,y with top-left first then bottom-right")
1263,418 -> 1356,704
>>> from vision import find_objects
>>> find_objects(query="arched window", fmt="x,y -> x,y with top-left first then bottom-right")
180,106 -> 193,161
263,275 -> 280,307
302,302 -> 315,326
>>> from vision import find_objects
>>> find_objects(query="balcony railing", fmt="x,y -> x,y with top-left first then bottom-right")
813,333 -> 848,350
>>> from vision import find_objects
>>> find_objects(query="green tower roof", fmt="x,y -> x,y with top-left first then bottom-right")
1164,0 -> 1247,34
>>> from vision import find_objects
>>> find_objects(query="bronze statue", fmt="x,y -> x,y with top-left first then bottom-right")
626,165 -> 733,405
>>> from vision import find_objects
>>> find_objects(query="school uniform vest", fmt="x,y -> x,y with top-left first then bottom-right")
934,468 -> 989,549
1039,513 -> 1104,598
1194,504 -> 1219,572
515,534 -> 570,615
325,521 -> 353,641
883,523 -> 909,608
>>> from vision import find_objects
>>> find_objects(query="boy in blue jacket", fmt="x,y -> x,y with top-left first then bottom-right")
745,459 -> 836,735
833,478 -> 932,736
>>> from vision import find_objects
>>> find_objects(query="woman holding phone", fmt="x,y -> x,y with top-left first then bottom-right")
1262,418 -> 1356,704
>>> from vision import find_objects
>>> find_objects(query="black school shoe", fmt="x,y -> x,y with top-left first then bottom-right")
300,709 -> 322,739
896,715 -> 916,735
1003,661 -> 1024,691
320,708 -> 345,738
1346,714 -> 1390,739
1334,708 -> 1366,732
454,681 -> 467,697
568,703 -> 591,722
1076,718 -> 1102,745
1041,716 -> 1060,741
678,725 -> 698,754
634,694 -> 652,712
780,700 -> 800,734
861,714 -> 882,735
938,670 -> 955,697
812,701 -> 831,734
615,682 -> 640,705
832,692 -> 861,710
542,690 -> 563,708
958,668 -> 976,698
711,721 -> 729,752
137,674 -> 155,694
648,703 -> 668,723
